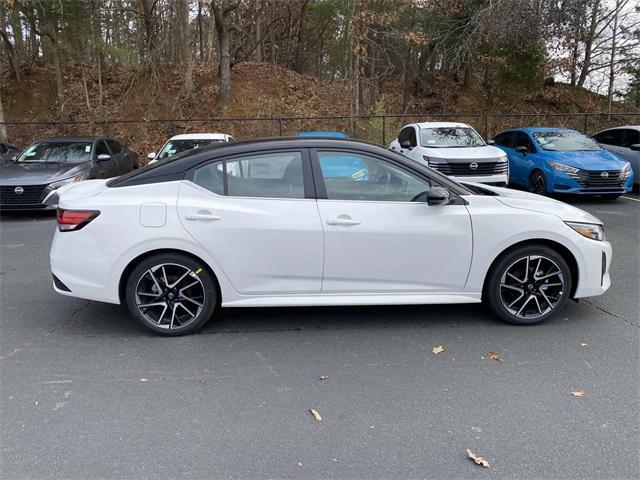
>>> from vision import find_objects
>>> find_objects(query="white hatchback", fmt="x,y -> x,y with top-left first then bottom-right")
50,138 -> 611,336
147,133 -> 234,164
389,122 -> 509,185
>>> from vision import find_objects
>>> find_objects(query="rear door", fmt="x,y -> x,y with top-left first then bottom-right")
312,148 -> 472,293
178,149 -> 324,294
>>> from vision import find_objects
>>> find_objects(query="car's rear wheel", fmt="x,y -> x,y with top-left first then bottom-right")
529,170 -> 547,195
125,253 -> 218,335
485,244 -> 572,325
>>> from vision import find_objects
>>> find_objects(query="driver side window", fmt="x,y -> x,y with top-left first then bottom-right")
398,127 -> 417,147
96,141 -> 110,156
318,151 -> 431,202
514,132 -> 535,152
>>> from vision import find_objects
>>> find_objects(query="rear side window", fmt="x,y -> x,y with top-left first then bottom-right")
594,129 -> 625,146
192,152 -> 305,199
622,129 -> 639,147
398,127 -> 417,147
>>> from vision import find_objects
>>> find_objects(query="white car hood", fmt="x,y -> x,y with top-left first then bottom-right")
422,145 -> 505,161
462,182 -> 603,224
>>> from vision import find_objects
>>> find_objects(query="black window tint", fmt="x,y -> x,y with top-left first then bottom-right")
594,129 -> 625,146
0,144 -> 6,154
226,151 -> 304,199
494,132 -> 514,148
107,140 -> 122,154
622,129 -> 639,147
193,161 -> 224,195
96,141 -> 110,156
514,132 -> 535,152
398,127 -> 417,147
318,151 -> 431,202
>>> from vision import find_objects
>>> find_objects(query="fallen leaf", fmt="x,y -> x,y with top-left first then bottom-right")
571,390 -> 586,397
580,342 -> 588,346
309,408 -> 322,421
200,379 -> 208,385
466,449 -> 490,468
140,378 -> 148,382
319,375 -> 329,380
488,351 -> 503,362
432,345 -> 445,355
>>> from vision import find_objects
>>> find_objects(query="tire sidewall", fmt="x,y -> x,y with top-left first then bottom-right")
486,245 -> 572,325
125,253 -> 218,336
529,170 -> 546,195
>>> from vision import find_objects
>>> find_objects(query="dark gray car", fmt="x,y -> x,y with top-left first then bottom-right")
0,136 -> 138,210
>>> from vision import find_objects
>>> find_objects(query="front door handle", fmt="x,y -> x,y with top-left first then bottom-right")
326,216 -> 360,226
185,211 -> 220,221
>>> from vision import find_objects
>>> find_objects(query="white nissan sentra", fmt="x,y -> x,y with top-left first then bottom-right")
389,122 -> 509,186
49,138 -> 611,336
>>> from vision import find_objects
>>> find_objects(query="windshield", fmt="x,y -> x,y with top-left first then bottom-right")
17,142 -> 93,164
158,139 -> 223,159
420,127 -> 485,148
533,131 -> 601,151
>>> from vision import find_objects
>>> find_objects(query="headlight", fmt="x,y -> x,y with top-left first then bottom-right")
565,221 -> 605,241
46,175 -> 84,190
497,156 -> 508,162
550,161 -> 580,174
622,162 -> 632,179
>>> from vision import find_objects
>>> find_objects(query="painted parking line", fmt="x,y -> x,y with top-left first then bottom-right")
621,196 -> 640,202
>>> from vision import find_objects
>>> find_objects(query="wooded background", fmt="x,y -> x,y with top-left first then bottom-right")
0,0 -> 639,148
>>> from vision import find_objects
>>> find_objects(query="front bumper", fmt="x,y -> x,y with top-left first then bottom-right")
572,235 -> 612,298
548,169 -> 634,195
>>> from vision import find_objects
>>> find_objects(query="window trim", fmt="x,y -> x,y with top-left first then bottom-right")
186,148 -> 314,201
309,147 -> 464,205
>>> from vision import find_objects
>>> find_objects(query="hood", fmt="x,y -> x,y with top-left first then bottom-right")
461,182 -> 603,224
421,145 -> 506,161
0,161 -> 90,186
541,149 -> 627,170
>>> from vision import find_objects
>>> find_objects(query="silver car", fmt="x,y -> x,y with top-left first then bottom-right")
593,126 -> 640,190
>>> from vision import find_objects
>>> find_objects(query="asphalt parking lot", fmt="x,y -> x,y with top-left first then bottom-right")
1,194 -> 638,479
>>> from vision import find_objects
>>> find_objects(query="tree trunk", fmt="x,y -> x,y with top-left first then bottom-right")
0,59 -> 7,143
607,0 -> 621,116
212,2 -> 239,107
41,18 -> 68,123
198,1 -> 204,61
578,0 -> 600,88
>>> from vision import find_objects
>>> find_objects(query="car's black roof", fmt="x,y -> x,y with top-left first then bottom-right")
109,137 -> 469,195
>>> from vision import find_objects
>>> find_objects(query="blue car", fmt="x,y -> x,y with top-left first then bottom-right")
494,127 -> 634,198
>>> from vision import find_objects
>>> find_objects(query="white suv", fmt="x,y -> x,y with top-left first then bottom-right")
147,133 -> 234,164
389,122 -> 508,185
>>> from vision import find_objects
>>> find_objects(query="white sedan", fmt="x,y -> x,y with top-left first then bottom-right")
50,138 -> 611,335
389,122 -> 509,186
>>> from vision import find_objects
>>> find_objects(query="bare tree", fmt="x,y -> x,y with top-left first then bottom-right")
211,0 -> 239,106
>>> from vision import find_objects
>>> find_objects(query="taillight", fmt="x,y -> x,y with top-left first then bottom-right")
56,209 -> 100,232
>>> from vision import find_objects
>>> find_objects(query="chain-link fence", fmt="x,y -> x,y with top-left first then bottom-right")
3,112 -> 639,161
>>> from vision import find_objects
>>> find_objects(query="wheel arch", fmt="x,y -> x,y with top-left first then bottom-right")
118,248 -> 222,305
482,239 -> 579,299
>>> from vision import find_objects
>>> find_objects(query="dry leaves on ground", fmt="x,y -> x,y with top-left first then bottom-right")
467,449 -> 490,468
309,409 -> 322,421
432,345 -> 445,355
571,390 -> 586,397
488,351 -> 503,362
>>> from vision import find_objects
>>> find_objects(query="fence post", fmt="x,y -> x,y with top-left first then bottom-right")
278,118 -> 283,136
483,113 -> 489,139
382,116 -> 386,145
583,113 -> 588,134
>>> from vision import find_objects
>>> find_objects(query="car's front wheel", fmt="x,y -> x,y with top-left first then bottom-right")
125,253 -> 218,335
529,170 -> 547,195
485,244 -> 572,325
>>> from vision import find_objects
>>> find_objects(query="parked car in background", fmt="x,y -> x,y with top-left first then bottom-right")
296,131 -> 349,138
494,128 -> 634,198
592,126 -> 639,191
0,142 -> 21,164
0,136 -> 138,210
50,138 -> 611,335
147,133 -> 234,164
389,122 -> 508,186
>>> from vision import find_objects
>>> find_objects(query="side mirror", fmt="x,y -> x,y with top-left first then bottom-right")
11,154 -> 18,161
630,144 -> 640,151
486,139 -> 496,145
400,140 -> 413,150
427,187 -> 450,206
515,146 -> 529,155
147,152 -> 156,160
96,154 -> 111,162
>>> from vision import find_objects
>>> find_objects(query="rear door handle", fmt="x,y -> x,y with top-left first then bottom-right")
326,216 -> 360,226
185,211 -> 220,221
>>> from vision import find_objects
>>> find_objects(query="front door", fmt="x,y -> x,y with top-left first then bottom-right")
178,149 -> 323,295
312,149 -> 473,293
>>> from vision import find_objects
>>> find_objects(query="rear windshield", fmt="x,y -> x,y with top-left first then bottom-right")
158,139 -> 224,159
420,127 -> 485,148
533,131 -> 601,152
17,142 -> 93,164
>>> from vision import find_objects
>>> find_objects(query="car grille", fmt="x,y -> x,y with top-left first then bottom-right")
428,160 -> 508,176
0,184 -> 48,205
566,169 -> 625,190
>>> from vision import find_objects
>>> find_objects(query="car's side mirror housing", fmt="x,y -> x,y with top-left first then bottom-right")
427,187 -> 450,206
515,145 -> 529,155
400,140 -> 413,150
630,144 -> 640,151
486,139 -> 496,145
11,154 -> 18,161
147,152 -> 156,160
96,154 -> 111,162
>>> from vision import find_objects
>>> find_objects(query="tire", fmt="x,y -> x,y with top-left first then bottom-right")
125,253 -> 218,336
529,170 -> 547,195
485,244 -> 572,326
